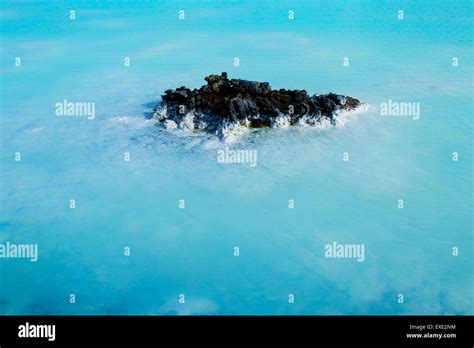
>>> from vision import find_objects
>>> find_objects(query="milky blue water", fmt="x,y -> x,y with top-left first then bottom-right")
0,0 -> 472,315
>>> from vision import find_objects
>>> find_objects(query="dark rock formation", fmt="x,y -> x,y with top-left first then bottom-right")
152,72 -> 361,140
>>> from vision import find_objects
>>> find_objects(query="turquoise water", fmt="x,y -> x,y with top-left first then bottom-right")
0,0 -> 472,315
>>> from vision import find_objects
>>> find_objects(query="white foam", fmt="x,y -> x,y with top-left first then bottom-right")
163,119 -> 177,130
315,117 -> 332,129
154,103 -> 371,143
297,115 -> 310,127
334,103 -> 371,127
220,121 -> 248,143
179,111 -> 196,130
152,106 -> 168,121
272,114 -> 291,128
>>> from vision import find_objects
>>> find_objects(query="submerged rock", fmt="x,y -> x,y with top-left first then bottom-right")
152,72 -> 361,141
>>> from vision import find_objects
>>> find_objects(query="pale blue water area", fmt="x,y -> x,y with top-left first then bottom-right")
0,1 -> 472,315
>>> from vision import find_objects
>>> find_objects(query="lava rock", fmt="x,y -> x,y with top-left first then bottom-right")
152,72 -> 361,140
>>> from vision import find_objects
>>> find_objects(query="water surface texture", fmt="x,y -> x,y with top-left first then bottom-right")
0,0 -> 472,315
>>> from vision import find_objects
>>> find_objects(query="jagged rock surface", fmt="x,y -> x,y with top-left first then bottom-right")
152,72 -> 360,140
